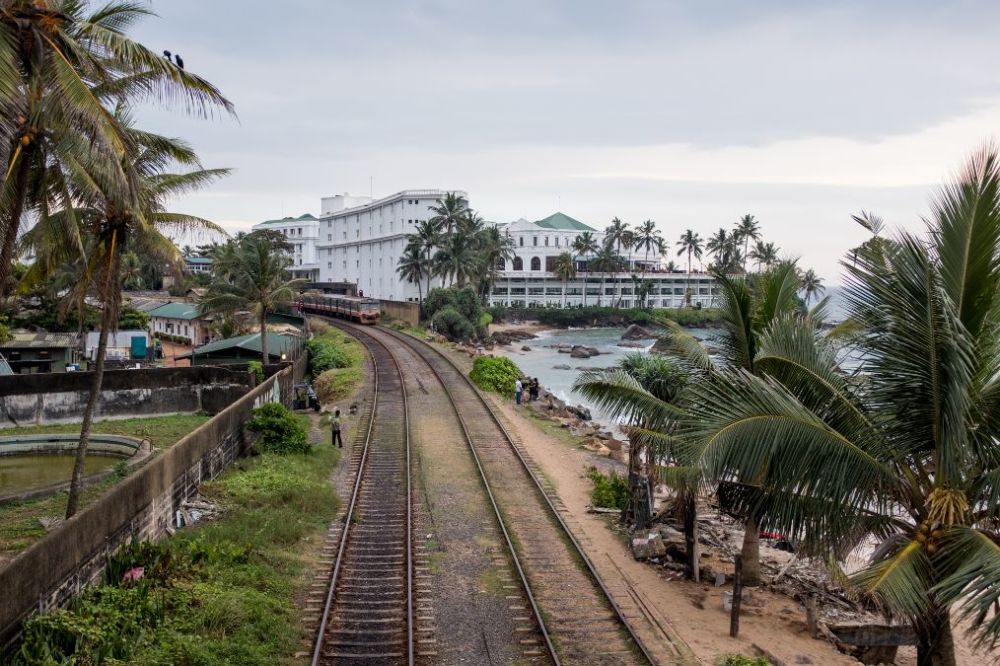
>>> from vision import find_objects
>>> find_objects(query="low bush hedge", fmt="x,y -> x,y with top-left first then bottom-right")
587,468 -> 629,510
246,403 -> 310,454
488,305 -> 721,329
469,356 -> 522,398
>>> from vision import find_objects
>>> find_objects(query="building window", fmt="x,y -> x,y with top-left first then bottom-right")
533,237 -> 538,246
530,257 -> 541,271
513,257 -> 524,271
497,258 -> 506,270
519,237 -> 524,247
544,237 -> 549,247
555,237 -> 560,247
328,262 -> 332,268
328,234 -> 332,241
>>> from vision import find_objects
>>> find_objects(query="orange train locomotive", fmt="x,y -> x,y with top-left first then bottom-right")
296,293 -> 381,325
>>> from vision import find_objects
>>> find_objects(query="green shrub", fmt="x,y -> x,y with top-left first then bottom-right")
716,656 -> 771,666
247,360 -> 264,385
306,329 -> 358,378
469,356 -> 522,398
587,468 -> 629,510
432,306 -> 475,341
246,403 -> 309,454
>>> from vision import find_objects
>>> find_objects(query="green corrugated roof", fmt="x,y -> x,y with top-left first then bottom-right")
149,303 -> 203,320
184,256 -> 212,265
259,213 -> 317,225
534,212 -> 595,231
189,332 -> 298,358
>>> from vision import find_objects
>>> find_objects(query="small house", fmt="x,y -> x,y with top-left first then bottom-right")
0,331 -> 78,373
183,332 -> 300,366
148,302 -> 214,346
84,330 -> 152,363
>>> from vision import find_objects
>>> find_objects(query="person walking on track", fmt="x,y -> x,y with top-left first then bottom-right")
331,409 -> 344,448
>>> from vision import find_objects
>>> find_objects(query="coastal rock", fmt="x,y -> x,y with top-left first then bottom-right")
567,404 -> 592,421
569,345 -> 592,358
491,329 -> 538,346
621,324 -> 653,340
617,341 -> 646,348
557,348 -> 572,354
631,530 -> 667,560
650,336 -> 672,354
521,345 -> 531,351
552,364 -> 572,370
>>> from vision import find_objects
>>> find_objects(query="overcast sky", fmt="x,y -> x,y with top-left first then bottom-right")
133,0 -> 1000,283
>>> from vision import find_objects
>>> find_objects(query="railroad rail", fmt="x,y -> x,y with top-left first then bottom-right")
341,322 -> 655,665
311,331 -> 414,666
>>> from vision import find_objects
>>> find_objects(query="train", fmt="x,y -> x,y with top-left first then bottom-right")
296,293 -> 381,325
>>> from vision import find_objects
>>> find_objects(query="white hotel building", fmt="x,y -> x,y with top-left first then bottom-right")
492,213 -> 717,309
261,188 -> 718,309
251,213 -> 321,281
314,190 -> 456,301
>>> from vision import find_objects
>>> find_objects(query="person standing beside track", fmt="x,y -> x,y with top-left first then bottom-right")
331,409 -> 344,448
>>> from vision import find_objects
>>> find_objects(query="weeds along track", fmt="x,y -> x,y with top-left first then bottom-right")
311,327 -> 414,666
357,324 -> 653,666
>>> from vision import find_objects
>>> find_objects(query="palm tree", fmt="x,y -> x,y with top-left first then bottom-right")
120,252 -> 143,290
749,240 -> 779,271
396,243 -> 429,308
552,252 -> 576,308
22,118 -> 229,519
0,0 -> 234,298
427,192 -> 469,235
681,147 -> 1000,662
800,268 -> 825,304
572,232 -> 599,306
433,229 -> 479,287
634,219 -> 662,279
734,214 -> 761,272
411,220 -> 441,297
201,234 -> 305,364
475,225 -> 516,304
605,218 -> 629,307
574,354 -> 700,575
675,229 -> 703,308
592,243 -> 619,307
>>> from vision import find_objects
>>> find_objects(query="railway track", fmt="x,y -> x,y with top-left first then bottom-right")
335,321 -> 654,666
311,331 -> 414,666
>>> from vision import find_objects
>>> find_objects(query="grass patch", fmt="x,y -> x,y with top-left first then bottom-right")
0,414 -> 210,451
308,325 -> 366,404
14,445 -> 342,666
0,415 -> 210,557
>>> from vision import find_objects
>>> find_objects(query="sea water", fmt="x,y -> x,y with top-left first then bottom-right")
496,327 -> 716,432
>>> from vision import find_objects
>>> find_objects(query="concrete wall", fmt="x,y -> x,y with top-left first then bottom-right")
0,367 -> 253,428
0,365 -> 294,652
379,299 -> 421,326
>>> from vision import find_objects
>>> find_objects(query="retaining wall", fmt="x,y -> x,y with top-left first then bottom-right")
0,367 -> 253,427
378,299 -> 420,327
0,365 -> 294,652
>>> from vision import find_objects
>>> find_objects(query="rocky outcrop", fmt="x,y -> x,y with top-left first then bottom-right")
617,341 -> 646,348
569,345 -> 602,358
621,324 -> 653,340
492,329 -> 538,346
552,364 -> 572,370
521,345 -> 531,351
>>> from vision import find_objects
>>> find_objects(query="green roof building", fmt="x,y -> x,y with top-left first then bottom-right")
182,332 -> 301,366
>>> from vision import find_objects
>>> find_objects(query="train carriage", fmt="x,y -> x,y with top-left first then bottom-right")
296,293 -> 381,325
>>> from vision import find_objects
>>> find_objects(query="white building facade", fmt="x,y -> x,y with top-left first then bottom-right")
316,190 -> 462,301
252,213 -> 320,281
490,213 -> 718,309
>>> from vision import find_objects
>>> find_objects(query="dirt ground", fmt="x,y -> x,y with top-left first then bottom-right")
488,320 -> 549,335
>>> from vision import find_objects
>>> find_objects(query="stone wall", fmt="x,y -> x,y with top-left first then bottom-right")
378,299 -> 420,326
0,366 -> 253,427
0,365 -> 294,653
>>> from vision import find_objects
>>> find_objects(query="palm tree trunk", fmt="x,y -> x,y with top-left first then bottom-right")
741,515 -> 761,586
562,280 -> 566,308
916,608 -> 956,666
0,148 -> 33,300
65,292 -> 115,518
260,312 -> 268,363
683,489 -> 699,582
